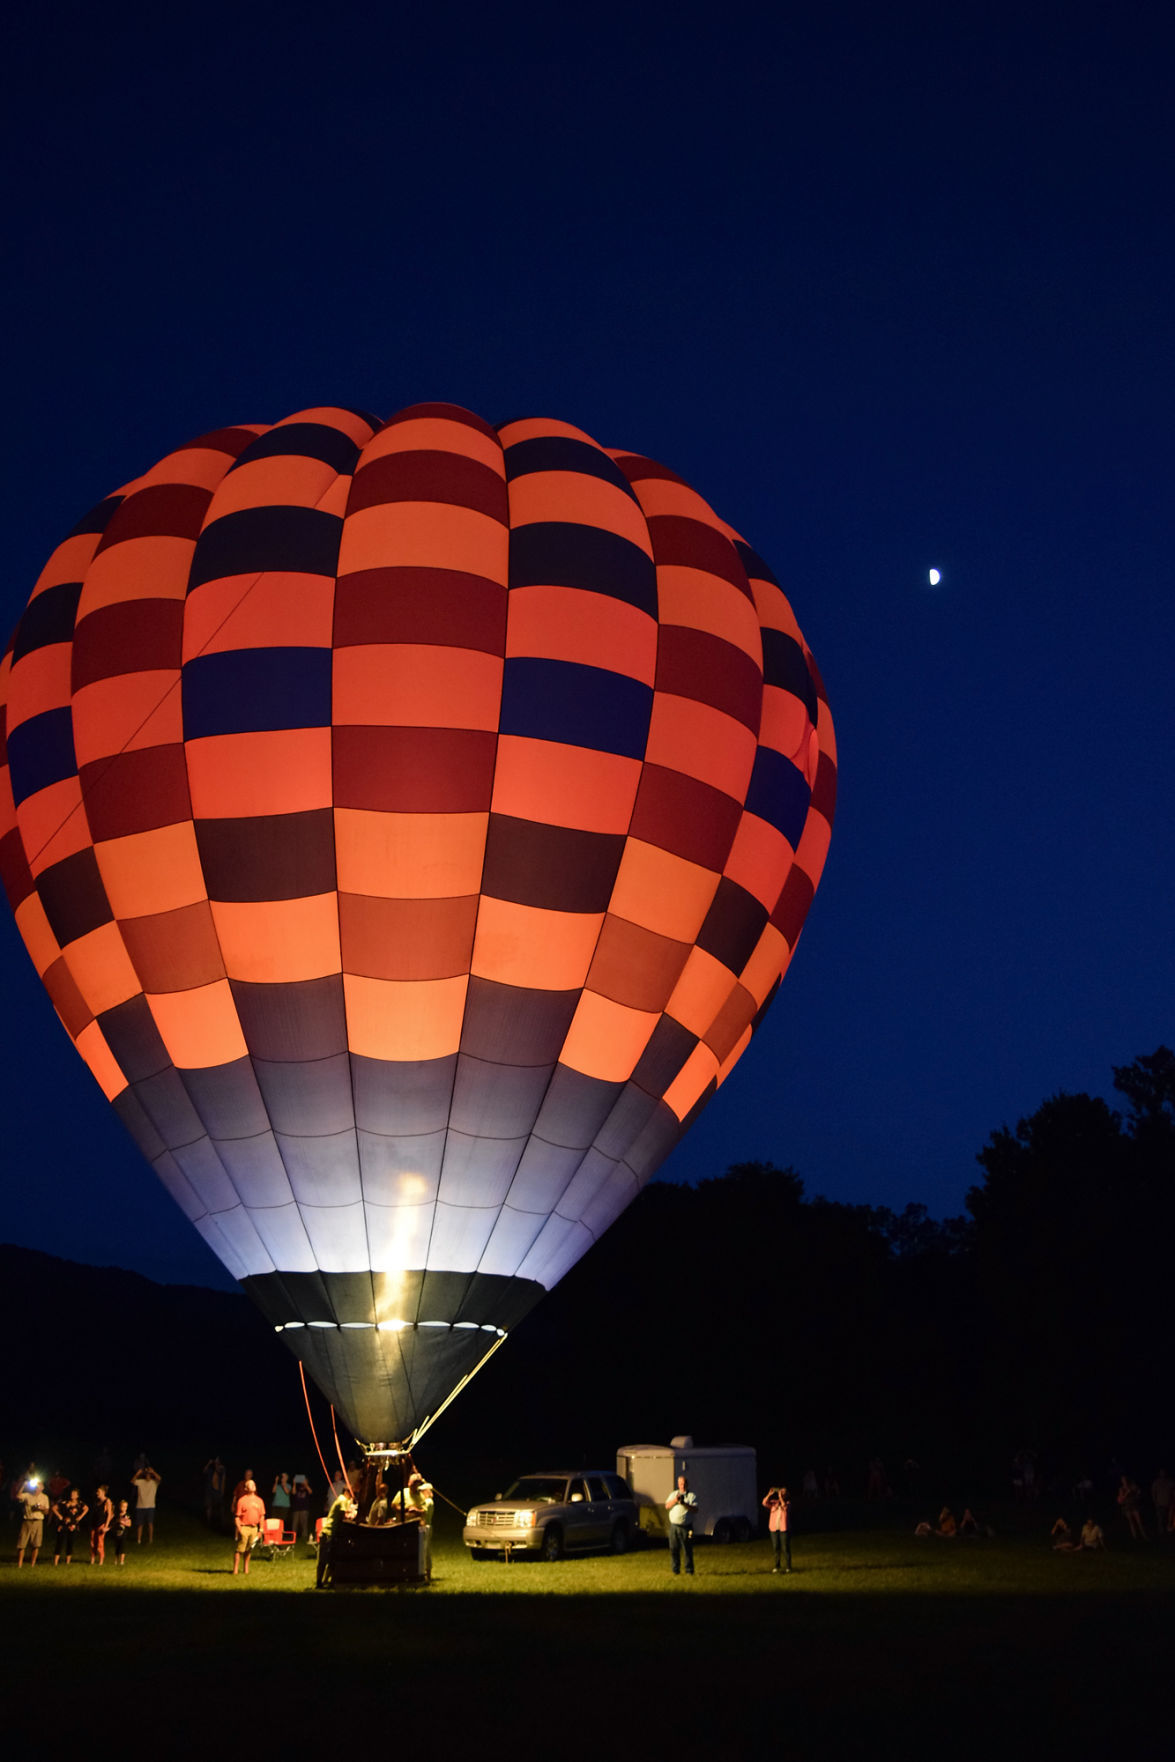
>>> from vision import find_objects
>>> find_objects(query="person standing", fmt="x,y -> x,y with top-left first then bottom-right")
90,1484 -> 113,1565
317,1491 -> 357,1588
290,1475 -> 313,1543
230,1468 -> 255,1511
233,1479 -> 266,1577
762,1484 -> 791,1573
389,1470 -> 435,1577
1151,1468 -> 1173,1537
16,1478 -> 50,1568
52,1487 -> 88,1565
202,1456 -> 226,1526
389,1471 -> 434,1523
131,1462 -> 162,1544
665,1474 -> 698,1576
113,1500 -> 133,1565
1117,1474 -> 1147,1539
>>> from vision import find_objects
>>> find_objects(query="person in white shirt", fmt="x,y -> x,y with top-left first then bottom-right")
665,1475 -> 698,1576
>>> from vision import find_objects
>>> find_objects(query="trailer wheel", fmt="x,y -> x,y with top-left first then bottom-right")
713,1518 -> 733,1544
734,1517 -> 753,1543
541,1525 -> 564,1561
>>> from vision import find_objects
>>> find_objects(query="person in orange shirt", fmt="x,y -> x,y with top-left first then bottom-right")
233,1479 -> 266,1577
762,1484 -> 791,1573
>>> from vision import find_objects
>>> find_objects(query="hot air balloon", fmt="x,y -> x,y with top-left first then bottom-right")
0,403 -> 836,1459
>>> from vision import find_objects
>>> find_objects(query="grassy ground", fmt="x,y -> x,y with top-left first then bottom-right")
2,1504 -> 1171,1758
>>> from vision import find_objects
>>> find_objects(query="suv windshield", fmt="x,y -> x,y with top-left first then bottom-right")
502,1477 -> 569,1504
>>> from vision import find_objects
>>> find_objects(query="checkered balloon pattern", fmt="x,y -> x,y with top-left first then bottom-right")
1,404 -> 836,1442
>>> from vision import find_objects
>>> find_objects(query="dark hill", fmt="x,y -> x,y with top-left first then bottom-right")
0,1243 -> 306,1463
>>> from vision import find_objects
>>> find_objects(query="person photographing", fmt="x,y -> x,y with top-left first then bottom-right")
762,1484 -> 791,1573
665,1474 -> 698,1576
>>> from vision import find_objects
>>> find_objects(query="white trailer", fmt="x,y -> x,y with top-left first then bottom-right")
617,1437 -> 759,1542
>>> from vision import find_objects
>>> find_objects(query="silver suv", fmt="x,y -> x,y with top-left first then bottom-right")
463,1470 -> 639,1561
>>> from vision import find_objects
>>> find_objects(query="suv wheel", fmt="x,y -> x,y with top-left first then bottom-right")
610,1521 -> 629,1555
541,1524 -> 564,1561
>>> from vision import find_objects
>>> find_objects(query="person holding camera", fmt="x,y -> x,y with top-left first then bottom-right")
665,1474 -> 698,1576
762,1484 -> 791,1573
16,1478 -> 50,1568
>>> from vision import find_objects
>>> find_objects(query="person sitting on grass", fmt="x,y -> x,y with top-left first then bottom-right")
959,1508 -> 980,1538
1051,1516 -> 1079,1551
1078,1517 -> 1106,1550
934,1507 -> 957,1538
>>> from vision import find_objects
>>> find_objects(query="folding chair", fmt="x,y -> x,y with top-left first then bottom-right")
257,1516 -> 297,1559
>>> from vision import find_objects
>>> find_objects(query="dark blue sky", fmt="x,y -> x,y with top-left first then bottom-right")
2,1 -> 1170,1287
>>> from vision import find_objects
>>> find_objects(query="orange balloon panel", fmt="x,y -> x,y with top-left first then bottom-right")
0,402 -> 836,1445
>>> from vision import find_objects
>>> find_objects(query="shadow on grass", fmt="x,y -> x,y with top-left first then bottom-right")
3,1570 -> 1173,1759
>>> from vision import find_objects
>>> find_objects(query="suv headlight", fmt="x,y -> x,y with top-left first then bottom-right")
518,1509 -> 537,1527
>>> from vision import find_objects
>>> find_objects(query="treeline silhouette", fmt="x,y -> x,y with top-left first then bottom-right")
4,1048 -> 1171,1498
457,1046 -> 1175,1488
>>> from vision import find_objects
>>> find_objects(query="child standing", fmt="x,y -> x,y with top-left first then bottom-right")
113,1499 -> 133,1565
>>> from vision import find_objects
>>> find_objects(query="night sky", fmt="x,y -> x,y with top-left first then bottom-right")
2,2 -> 1170,1289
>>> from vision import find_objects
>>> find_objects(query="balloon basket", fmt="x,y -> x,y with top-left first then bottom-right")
321,1516 -> 429,1588
316,1445 -> 431,1588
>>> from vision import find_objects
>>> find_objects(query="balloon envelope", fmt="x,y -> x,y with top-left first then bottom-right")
0,404 -> 836,1444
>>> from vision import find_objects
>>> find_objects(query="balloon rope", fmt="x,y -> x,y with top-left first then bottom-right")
405,1331 -> 508,1451
330,1406 -> 354,1495
299,1361 -> 335,1494
429,1483 -> 468,1520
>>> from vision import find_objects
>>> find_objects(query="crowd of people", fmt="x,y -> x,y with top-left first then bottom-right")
200,1458 -> 320,1543
905,1463 -> 1175,1552
8,1454 -> 162,1568
9,1445 -> 1172,1579
6,1448 -> 437,1581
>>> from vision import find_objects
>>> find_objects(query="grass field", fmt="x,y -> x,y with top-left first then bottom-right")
3,1503 -> 1171,1758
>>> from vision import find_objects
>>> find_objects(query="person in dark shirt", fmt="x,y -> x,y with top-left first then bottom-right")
52,1488 -> 88,1564
113,1500 -> 133,1565
290,1475 -> 313,1542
